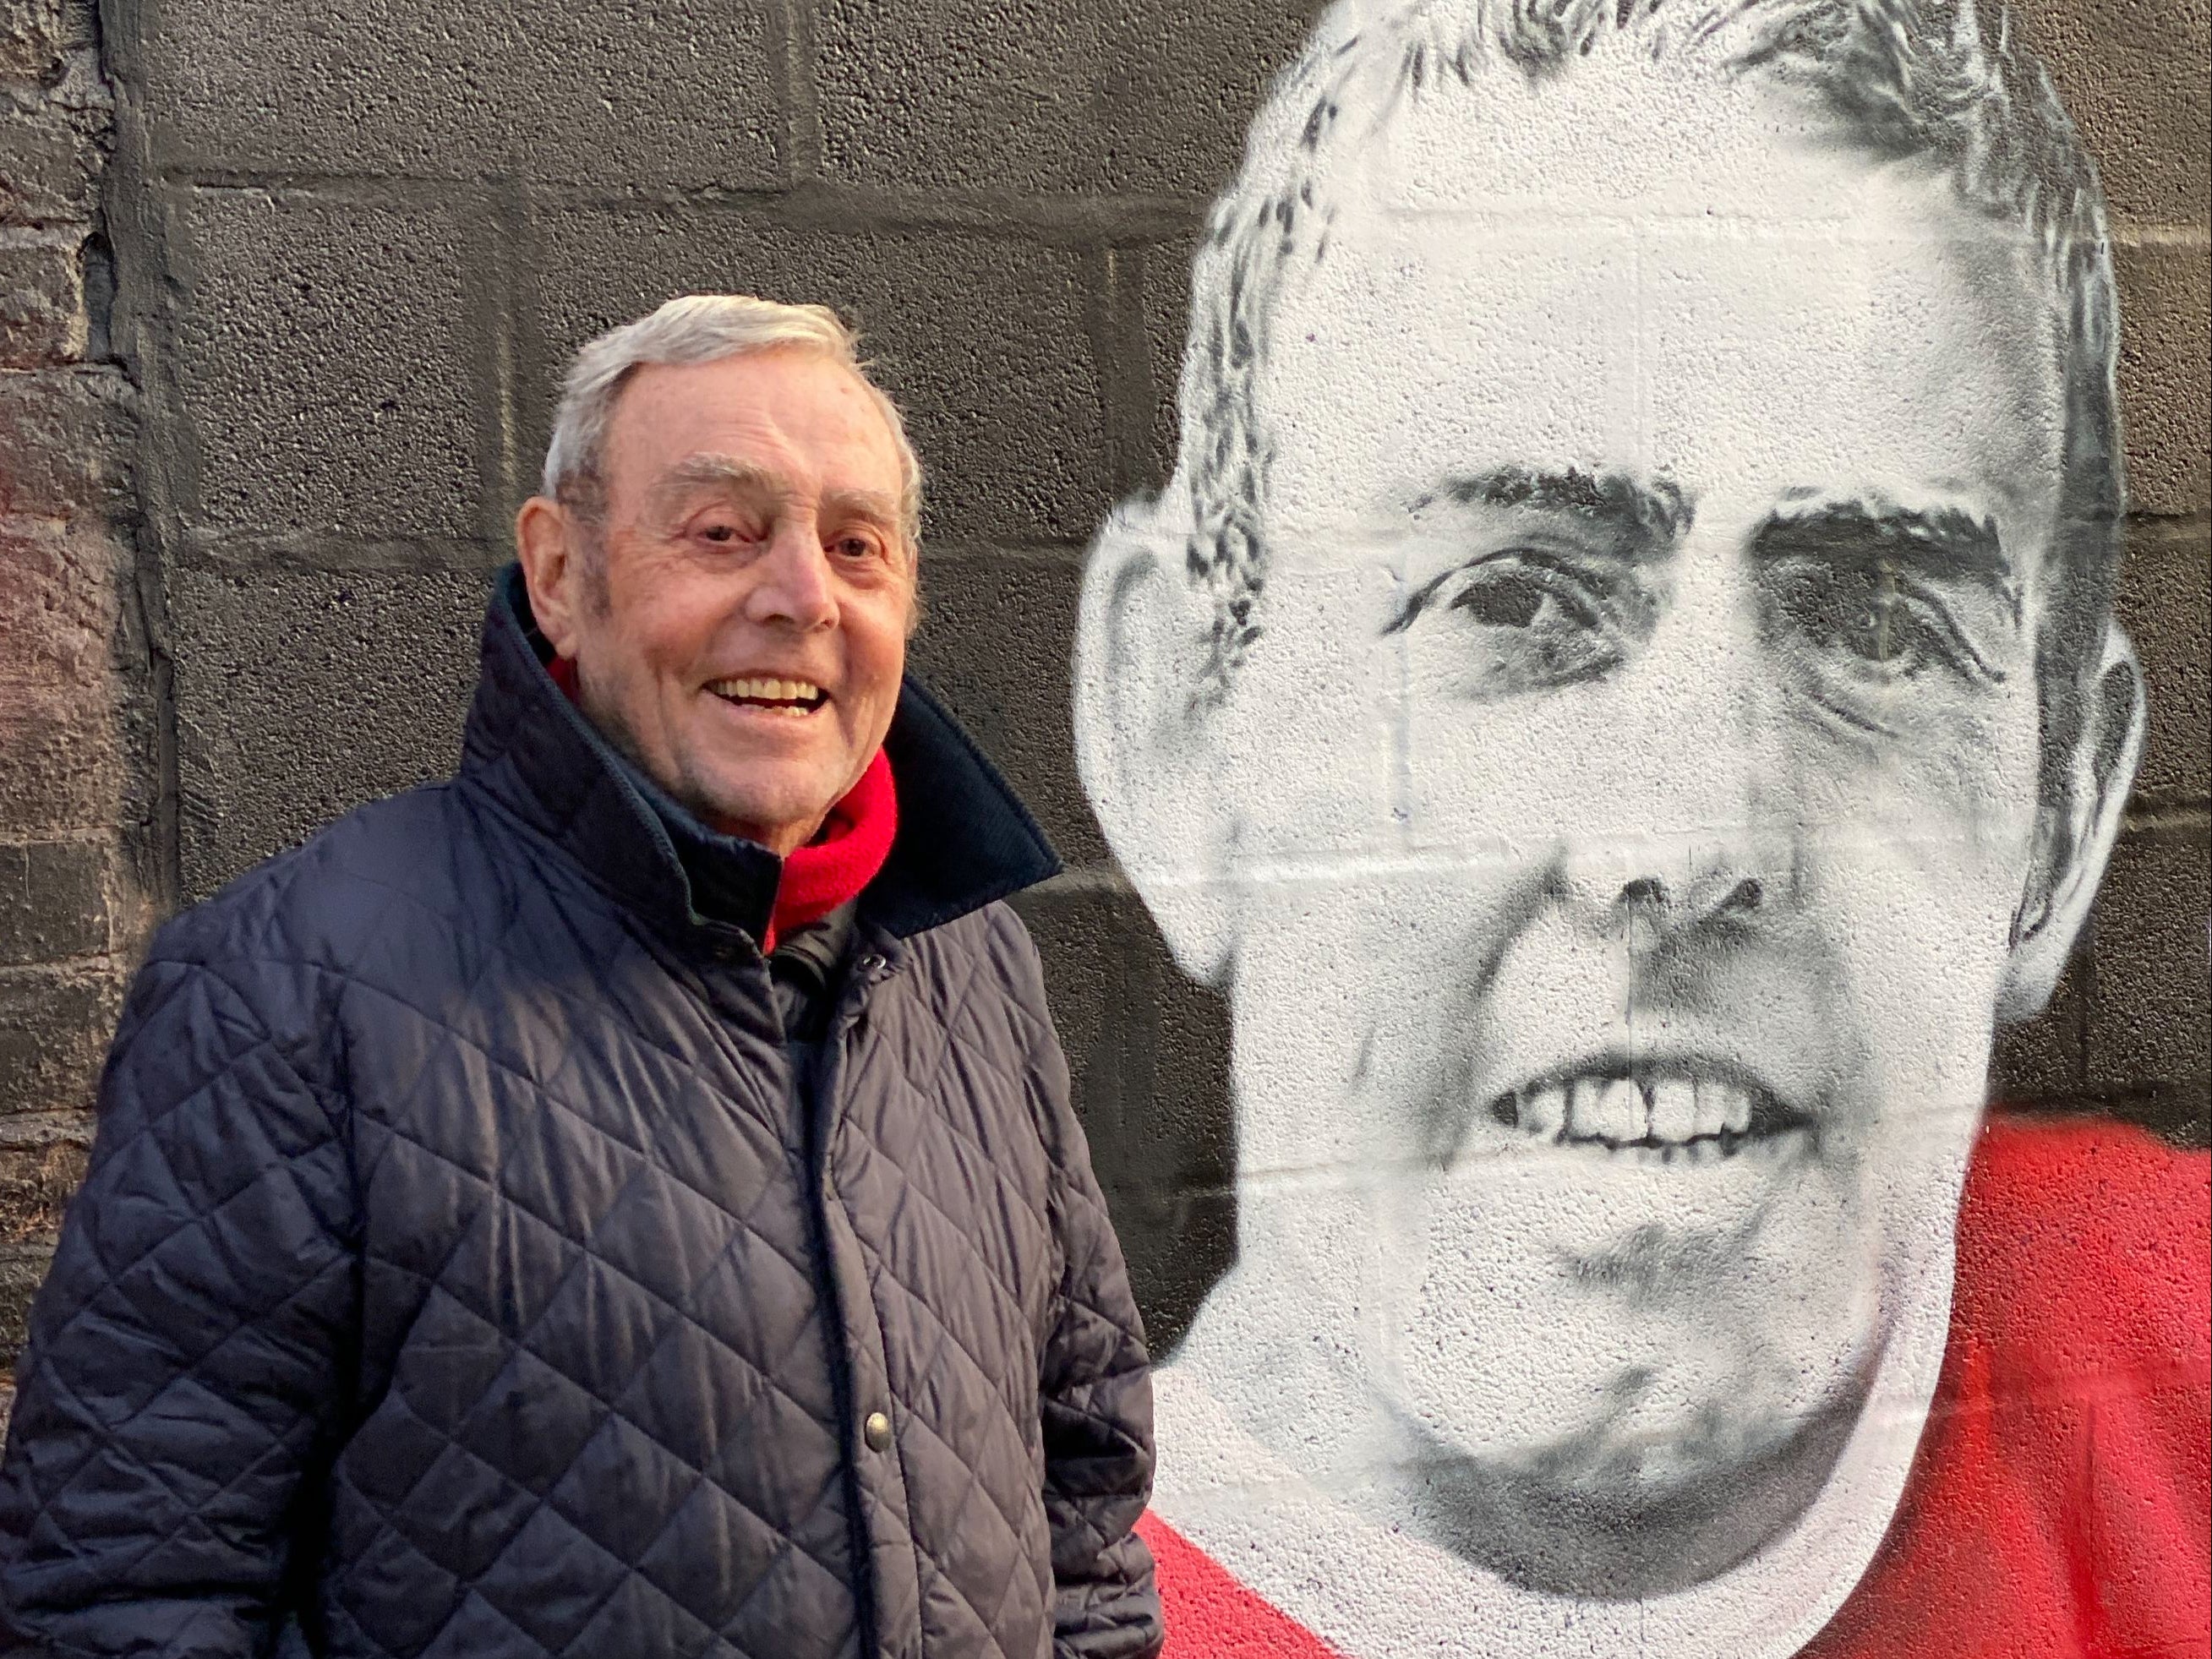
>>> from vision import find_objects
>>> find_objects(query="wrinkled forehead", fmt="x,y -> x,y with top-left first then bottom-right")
1243,49 -> 2067,554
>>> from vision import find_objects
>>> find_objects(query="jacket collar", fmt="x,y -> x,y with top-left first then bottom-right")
458,565 -> 1060,950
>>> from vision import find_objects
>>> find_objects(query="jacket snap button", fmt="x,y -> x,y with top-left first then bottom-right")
863,1410 -> 893,1452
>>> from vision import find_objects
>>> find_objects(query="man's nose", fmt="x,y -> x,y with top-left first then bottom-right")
744,525 -> 838,630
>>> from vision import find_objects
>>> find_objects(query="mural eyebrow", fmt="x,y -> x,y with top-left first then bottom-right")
1752,501 -> 2020,618
1419,465 -> 1692,544
1386,467 -> 1680,635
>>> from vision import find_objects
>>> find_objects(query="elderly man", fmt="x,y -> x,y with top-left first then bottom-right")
1074,2 -> 2207,1655
0,295 -> 1162,1659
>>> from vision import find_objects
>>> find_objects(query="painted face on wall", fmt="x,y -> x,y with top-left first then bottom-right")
1081,49 -> 2138,1601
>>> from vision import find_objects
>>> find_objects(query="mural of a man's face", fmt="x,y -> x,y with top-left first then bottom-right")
1081,41 -> 2143,1597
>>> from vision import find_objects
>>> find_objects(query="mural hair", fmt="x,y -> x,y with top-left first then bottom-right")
1166,0 -> 2122,792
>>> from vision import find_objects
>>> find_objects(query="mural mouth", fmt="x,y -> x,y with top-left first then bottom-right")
1483,1068 -> 1812,1160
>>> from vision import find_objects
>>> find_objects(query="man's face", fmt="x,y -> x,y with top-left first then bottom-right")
545,348 -> 912,854
1210,62 -> 2064,1581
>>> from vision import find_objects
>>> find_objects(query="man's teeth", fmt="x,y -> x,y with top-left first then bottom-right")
1495,1074 -> 1776,1154
709,675 -> 825,712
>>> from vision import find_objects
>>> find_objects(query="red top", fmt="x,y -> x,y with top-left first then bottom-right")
764,745 -> 895,951
1139,1514 -> 1351,1657
1141,1116 -> 2211,1659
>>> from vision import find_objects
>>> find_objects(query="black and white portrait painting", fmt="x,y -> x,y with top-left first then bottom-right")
1073,0 -> 2202,1652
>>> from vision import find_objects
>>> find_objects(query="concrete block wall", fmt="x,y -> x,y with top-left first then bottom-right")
0,0 -> 152,1422
0,0 -> 2202,1411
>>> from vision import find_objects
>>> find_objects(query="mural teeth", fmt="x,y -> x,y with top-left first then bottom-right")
1521,1084 -> 1565,1140
1593,1078 -> 1641,1143
1723,1085 -> 1753,1135
1693,1078 -> 1730,1138
1650,1078 -> 1696,1143
1565,1078 -> 1602,1138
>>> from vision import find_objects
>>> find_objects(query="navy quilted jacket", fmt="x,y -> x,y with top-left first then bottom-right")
0,570 -> 1161,1659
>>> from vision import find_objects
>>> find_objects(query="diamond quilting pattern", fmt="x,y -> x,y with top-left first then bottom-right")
0,789 -> 1154,1658
0,590 -> 1158,1659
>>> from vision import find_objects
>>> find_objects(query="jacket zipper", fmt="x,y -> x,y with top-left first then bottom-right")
798,946 -> 892,1659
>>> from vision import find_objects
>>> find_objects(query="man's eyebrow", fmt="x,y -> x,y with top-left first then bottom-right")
818,485 -> 903,527
1753,497 -> 2018,610
647,454 -> 778,513
646,459 -> 900,533
1412,465 -> 1693,543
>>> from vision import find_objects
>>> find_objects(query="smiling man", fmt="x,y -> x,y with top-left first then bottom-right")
0,296 -> 1162,1659
1074,3 -> 2208,1656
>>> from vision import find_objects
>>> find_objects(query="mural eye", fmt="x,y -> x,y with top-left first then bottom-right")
1433,559 -> 1621,690
1769,559 -> 1950,679
1451,577 -> 1548,629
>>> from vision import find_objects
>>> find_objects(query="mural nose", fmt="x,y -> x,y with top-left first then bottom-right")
1558,838 -> 1786,942
1616,872 -> 1765,929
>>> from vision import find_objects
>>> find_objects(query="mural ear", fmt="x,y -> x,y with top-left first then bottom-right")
1073,498 -> 1240,986
1998,621 -> 2146,1023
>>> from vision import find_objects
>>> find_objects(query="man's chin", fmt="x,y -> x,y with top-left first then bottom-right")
680,766 -> 848,849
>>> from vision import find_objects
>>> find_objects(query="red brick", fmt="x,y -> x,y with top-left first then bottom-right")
0,963 -> 119,1118
0,53 -> 108,227
0,1110 -> 90,1242
0,226 -> 85,366
0,365 -> 134,517
0,517 -> 144,841
0,1238 -> 51,1367
0,837 -> 108,964
0,516 -> 126,690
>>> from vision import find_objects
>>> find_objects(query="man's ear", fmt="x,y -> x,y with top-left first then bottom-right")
1073,497 -> 1240,986
1997,619 -> 2146,1023
514,495 -> 588,658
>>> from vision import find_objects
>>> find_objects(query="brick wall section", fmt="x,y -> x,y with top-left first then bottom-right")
0,0 -> 2201,1411
0,0 -> 152,1429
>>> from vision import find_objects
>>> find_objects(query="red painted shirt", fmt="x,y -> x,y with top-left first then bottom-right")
1141,1116 -> 2211,1659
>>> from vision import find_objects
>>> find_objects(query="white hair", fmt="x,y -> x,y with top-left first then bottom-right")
540,293 -> 923,544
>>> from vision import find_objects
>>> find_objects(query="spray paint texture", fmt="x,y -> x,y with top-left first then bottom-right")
1076,0 -> 2146,1651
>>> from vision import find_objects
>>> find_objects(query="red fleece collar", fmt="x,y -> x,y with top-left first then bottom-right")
768,747 -> 895,949
549,654 -> 898,950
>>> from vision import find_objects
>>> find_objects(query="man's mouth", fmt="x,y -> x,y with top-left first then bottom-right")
707,675 -> 828,717
1484,1070 -> 1811,1161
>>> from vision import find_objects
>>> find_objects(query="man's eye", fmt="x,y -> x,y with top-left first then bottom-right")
831,534 -> 883,562
696,520 -> 761,546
